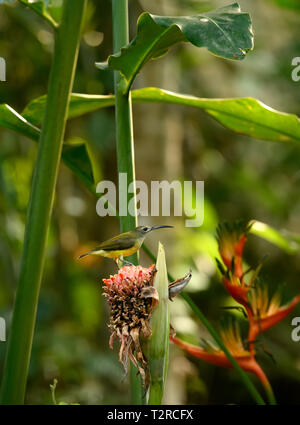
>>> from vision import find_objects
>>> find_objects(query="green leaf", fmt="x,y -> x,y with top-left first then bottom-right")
22,93 -> 115,126
0,104 -> 40,141
96,3 -> 253,93
4,103 -> 299,256
148,243 -> 170,405
0,103 -> 96,190
18,0 -> 58,29
251,220 -> 300,254
21,88 -> 300,144
132,88 -> 300,144
270,0 -> 300,11
61,144 -> 95,193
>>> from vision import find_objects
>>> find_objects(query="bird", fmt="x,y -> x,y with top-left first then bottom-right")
78,225 -> 173,267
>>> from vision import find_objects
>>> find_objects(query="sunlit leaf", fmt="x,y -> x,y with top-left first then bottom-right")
21,88 -> 300,144
18,0 -> 58,28
22,93 -> 115,126
251,220 -> 300,254
132,88 -> 300,143
96,3 -> 253,93
0,104 -> 40,141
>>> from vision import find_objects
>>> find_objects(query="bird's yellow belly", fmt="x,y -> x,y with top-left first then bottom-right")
95,245 -> 139,259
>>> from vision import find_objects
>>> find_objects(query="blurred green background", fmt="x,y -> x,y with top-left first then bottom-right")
0,0 -> 300,404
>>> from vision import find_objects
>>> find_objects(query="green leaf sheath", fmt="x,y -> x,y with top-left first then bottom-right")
96,3 -> 253,93
0,0 -> 87,405
148,243 -> 170,405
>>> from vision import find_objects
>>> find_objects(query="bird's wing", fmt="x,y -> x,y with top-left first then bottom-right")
91,232 -> 135,252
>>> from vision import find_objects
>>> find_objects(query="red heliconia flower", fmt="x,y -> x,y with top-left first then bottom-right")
222,274 -> 251,308
102,265 -> 158,388
173,219 -> 300,403
248,286 -> 300,342
217,221 -> 252,279
170,323 -> 269,387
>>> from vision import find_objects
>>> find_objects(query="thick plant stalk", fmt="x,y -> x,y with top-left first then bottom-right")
112,0 -> 141,404
0,0 -> 87,405
148,243 -> 170,404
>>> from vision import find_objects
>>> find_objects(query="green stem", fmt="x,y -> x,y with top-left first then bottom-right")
255,366 -> 277,405
0,0 -> 87,405
265,383 -> 276,405
142,244 -> 266,405
112,0 -> 142,405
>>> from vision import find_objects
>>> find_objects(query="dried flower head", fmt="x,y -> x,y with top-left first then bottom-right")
102,265 -> 158,388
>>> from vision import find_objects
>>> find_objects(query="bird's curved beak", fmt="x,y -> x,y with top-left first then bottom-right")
150,225 -> 174,231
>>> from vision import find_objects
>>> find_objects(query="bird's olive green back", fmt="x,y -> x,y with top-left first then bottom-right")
91,229 -> 142,252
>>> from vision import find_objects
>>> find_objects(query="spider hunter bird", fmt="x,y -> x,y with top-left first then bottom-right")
78,225 -> 173,267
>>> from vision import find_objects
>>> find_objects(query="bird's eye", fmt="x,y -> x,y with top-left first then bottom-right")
142,227 -> 148,232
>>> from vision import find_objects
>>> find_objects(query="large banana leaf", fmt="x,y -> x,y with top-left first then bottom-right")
18,0 -> 58,28
22,88 -> 300,144
1,104 -> 300,254
96,3 -> 253,93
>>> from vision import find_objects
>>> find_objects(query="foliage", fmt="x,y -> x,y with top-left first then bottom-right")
97,4 -> 253,93
0,0 -> 299,405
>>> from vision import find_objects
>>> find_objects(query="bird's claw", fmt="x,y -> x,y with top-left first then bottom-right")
118,258 -> 134,267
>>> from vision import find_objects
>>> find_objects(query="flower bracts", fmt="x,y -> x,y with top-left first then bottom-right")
103,265 -> 158,388
172,220 -> 300,400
